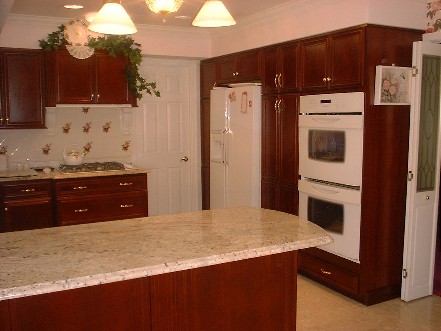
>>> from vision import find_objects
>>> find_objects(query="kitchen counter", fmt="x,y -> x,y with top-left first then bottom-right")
0,207 -> 331,301
0,167 -> 149,182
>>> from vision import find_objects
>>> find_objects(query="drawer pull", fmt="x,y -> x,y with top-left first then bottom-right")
120,204 -> 133,208
119,182 -> 133,186
73,186 -> 87,190
74,209 -> 88,213
320,268 -> 332,275
21,188 -> 35,193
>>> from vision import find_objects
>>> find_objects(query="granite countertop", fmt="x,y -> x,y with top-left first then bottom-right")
0,167 -> 149,182
0,207 -> 332,301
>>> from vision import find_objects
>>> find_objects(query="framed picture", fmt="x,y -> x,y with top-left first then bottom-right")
374,65 -> 412,105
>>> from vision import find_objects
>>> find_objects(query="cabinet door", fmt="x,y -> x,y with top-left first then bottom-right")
1,198 -> 52,232
235,50 -> 261,82
279,183 -> 298,215
279,42 -> 299,92
200,60 -> 217,98
1,50 -> 45,128
200,98 -> 210,167
299,37 -> 328,90
261,95 -> 279,181
261,46 -> 279,94
55,50 -> 94,104
95,52 -> 131,104
261,179 -> 278,211
329,29 -> 364,89
279,94 -> 299,184
217,55 -> 236,82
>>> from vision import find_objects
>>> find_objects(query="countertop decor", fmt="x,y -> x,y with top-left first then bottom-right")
0,207 -> 332,301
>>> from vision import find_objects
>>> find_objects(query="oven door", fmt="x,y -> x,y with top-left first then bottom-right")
298,179 -> 361,263
298,114 -> 363,187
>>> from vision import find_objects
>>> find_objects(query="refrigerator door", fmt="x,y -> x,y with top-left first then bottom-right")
225,85 -> 261,208
210,88 -> 229,131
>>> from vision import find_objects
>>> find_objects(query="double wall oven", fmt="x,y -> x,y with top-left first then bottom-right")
298,92 -> 364,263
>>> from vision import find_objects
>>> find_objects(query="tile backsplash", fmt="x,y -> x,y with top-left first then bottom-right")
0,106 -> 133,169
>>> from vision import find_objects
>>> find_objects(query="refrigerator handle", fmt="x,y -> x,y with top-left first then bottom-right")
224,130 -> 231,165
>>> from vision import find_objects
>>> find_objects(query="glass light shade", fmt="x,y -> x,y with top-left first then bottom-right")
192,0 -> 236,27
145,0 -> 183,15
88,1 -> 137,35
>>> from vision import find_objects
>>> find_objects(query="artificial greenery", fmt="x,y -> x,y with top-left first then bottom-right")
38,25 -> 160,99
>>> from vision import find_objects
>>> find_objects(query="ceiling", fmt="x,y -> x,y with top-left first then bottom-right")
10,0 -> 294,28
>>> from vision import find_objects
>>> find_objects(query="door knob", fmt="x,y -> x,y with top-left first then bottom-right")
181,156 -> 189,162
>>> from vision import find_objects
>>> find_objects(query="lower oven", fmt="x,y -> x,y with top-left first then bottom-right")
298,179 -> 361,263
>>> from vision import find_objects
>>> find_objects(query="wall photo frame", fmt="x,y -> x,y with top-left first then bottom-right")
374,65 -> 412,105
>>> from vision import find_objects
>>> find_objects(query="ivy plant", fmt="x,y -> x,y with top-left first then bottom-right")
38,25 -> 160,99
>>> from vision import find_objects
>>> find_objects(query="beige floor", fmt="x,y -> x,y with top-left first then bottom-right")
297,276 -> 441,330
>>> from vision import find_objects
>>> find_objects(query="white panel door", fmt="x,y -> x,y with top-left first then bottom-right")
132,57 -> 200,216
402,41 -> 441,301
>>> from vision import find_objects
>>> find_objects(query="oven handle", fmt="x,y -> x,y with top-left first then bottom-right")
311,185 -> 340,195
311,117 -> 341,124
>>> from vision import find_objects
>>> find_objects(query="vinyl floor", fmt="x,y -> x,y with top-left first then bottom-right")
297,275 -> 441,330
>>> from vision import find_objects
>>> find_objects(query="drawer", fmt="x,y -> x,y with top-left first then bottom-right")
1,180 -> 51,199
55,174 -> 147,196
299,252 -> 359,295
57,192 -> 148,226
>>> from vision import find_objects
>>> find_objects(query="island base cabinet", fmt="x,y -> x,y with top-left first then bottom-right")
1,252 -> 298,331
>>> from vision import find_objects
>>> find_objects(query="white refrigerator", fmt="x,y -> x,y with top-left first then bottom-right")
210,85 -> 261,209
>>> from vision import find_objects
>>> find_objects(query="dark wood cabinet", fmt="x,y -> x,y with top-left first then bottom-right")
0,180 -> 53,232
0,48 -> 45,129
200,59 -> 217,99
261,93 -> 299,215
54,173 -> 148,226
299,28 -> 364,91
217,50 -> 261,83
45,47 -> 136,106
200,97 -> 211,210
261,42 -> 299,94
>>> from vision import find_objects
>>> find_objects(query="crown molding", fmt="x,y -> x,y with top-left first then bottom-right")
5,14 -> 210,41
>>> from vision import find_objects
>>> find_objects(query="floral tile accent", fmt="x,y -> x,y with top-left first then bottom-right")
427,1 -> 441,32
0,145 -> 7,155
83,122 -> 92,133
83,142 -> 93,155
42,143 -> 52,155
103,122 -> 111,133
122,140 -> 131,152
82,107 -> 90,114
62,122 -> 72,134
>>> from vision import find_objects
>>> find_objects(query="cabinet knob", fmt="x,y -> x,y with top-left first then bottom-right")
4,207 -> 8,212
327,77 -> 331,82
277,73 -> 282,88
0,118 -> 3,125
323,78 -> 327,82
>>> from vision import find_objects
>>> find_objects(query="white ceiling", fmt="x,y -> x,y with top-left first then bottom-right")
10,0 -> 294,28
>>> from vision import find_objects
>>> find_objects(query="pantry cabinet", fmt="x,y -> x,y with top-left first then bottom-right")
0,48 -> 45,129
0,180 -> 53,232
299,28 -> 364,91
200,59 -> 217,99
261,42 -> 299,94
45,47 -> 136,106
261,93 -> 299,215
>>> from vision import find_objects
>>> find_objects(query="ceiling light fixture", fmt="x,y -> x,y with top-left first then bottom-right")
145,0 -> 183,22
88,0 -> 137,35
192,0 -> 236,27
64,5 -> 84,10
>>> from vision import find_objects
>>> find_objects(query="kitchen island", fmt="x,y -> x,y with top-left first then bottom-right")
0,207 -> 331,330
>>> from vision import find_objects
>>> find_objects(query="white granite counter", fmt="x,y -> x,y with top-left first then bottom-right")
0,167 -> 149,182
0,207 -> 332,301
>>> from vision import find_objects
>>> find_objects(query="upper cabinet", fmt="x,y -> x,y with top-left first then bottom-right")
0,48 -> 45,129
45,47 -> 136,106
299,28 -> 364,91
217,50 -> 261,84
261,42 -> 299,94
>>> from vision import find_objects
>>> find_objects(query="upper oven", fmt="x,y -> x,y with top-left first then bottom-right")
299,92 -> 364,187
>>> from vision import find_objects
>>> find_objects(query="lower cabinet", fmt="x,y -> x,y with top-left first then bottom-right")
0,180 -> 53,232
54,174 -> 148,226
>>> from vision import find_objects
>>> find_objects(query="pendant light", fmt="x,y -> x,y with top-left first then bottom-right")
145,0 -> 183,22
88,0 -> 137,35
192,0 -> 236,27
